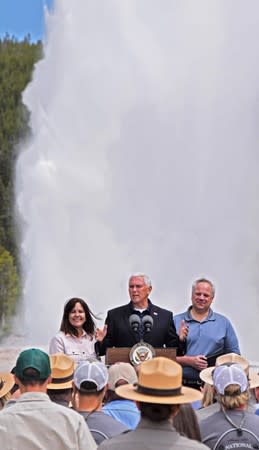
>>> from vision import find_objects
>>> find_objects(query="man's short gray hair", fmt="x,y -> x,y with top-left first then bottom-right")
192,278 -> 215,298
129,273 -> 152,287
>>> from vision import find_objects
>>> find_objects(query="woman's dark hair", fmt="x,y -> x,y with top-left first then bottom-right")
173,403 -> 202,441
60,297 -> 98,337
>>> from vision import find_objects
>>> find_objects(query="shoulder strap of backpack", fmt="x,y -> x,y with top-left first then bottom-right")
212,408 -> 259,450
213,426 -> 259,450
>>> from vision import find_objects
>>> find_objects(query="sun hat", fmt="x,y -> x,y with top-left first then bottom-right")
212,364 -> 248,395
116,357 -> 202,404
108,362 -> 138,391
74,360 -> 108,392
0,373 -> 15,398
15,348 -> 51,381
200,353 -> 259,389
47,354 -> 75,390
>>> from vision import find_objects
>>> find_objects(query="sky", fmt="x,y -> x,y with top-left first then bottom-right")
0,0 -> 53,42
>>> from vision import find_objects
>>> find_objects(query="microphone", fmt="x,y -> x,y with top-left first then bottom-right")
129,314 -> 141,333
142,315 -> 153,333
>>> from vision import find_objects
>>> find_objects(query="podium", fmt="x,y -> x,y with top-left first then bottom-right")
105,347 -> 176,366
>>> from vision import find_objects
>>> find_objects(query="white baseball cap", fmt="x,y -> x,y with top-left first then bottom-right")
212,364 -> 248,395
74,361 -> 108,392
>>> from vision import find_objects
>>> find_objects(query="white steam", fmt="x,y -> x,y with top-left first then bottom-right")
15,0 -> 259,359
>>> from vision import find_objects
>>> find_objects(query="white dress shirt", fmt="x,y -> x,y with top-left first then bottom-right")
49,330 -> 97,364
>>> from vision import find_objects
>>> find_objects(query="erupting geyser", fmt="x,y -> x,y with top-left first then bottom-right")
15,1 -> 259,359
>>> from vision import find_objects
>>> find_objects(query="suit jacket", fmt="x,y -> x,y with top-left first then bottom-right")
97,301 -> 184,356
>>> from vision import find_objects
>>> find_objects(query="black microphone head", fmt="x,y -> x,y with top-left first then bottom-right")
129,314 -> 141,326
129,314 -> 141,332
142,315 -> 153,332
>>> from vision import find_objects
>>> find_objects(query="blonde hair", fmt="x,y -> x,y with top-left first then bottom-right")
202,383 -> 215,408
216,384 -> 250,409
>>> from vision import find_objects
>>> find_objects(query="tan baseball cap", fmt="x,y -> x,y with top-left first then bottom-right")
108,362 -> 138,391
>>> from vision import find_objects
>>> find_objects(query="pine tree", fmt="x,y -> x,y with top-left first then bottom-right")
0,246 -> 19,329
0,36 -> 42,331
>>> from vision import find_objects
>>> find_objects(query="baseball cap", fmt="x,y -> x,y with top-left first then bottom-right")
108,362 -> 138,391
15,348 -> 51,381
212,363 -> 248,395
74,361 -> 108,392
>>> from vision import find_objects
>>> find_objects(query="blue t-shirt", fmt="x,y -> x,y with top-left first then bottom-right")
103,399 -> 140,430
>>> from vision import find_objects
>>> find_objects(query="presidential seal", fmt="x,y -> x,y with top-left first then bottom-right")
129,342 -> 155,366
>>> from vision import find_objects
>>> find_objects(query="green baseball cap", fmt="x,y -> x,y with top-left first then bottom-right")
15,348 -> 51,381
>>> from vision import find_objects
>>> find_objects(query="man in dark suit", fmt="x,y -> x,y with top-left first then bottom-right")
96,273 -> 187,356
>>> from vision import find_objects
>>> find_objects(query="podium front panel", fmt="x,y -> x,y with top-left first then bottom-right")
105,347 -> 176,366
105,348 -> 131,365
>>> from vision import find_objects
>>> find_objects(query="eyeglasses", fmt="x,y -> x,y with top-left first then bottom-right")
129,284 -> 145,289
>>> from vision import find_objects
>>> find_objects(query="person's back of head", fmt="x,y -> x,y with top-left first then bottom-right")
73,360 -> 108,409
14,348 -> 51,391
139,402 -> 176,422
213,364 -> 249,410
47,353 -> 74,406
47,387 -> 73,406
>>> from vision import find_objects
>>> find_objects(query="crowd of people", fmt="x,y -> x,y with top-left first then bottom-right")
0,272 -> 259,449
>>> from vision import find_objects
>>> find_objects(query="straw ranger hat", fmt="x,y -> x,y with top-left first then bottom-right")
116,357 -> 202,404
200,353 -> 259,389
48,353 -> 75,390
0,372 -> 15,398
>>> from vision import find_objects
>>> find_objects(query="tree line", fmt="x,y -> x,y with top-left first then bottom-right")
0,35 -> 42,334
